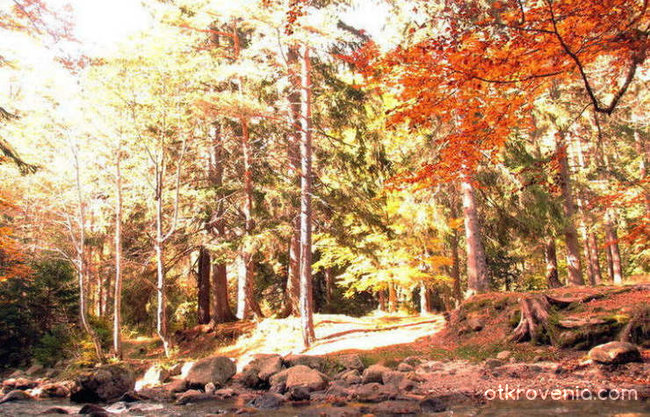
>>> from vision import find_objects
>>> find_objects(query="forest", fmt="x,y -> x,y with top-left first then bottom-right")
0,0 -> 649,415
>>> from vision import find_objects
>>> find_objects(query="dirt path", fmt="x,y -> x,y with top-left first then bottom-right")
217,313 -> 447,368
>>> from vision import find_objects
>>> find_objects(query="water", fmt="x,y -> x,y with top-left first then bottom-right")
0,398 -> 649,416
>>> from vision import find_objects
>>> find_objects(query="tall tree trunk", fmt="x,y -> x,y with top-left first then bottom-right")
588,233 -> 602,285
299,45 -> 315,347
113,141 -> 123,358
634,129 -> 650,214
460,176 -> 489,296
324,268 -> 334,307
236,119 -> 262,319
555,132 -> 583,285
209,122 -> 236,323
155,187 -> 170,357
388,281 -> 398,313
544,238 -> 563,288
419,282 -> 433,315
605,210 -> 623,284
71,144 -> 103,363
594,113 -> 623,284
378,290 -> 386,311
282,45 -> 302,318
197,246 -> 211,324
449,228 -> 462,302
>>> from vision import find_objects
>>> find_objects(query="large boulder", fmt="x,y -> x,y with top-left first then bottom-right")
240,355 -> 283,388
283,355 -> 328,373
0,389 -> 32,404
70,365 -> 135,403
185,356 -> 236,388
269,365 -> 327,394
589,342 -> 642,364
362,364 -> 391,384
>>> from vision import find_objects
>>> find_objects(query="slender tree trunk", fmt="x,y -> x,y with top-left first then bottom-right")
71,145 -> 103,363
324,268 -> 334,306
634,129 -> 650,214
208,122 -> 236,323
460,176 -> 489,296
197,246 -> 211,324
588,233 -> 602,285
388,282 -> 397,313
282,45 -> 302,317
419,282 -> 432,315
544,238 -> 563,288
594,113 -> 623,284
605,210 -> 623,284
155,186 -> 170,357
555,132 -> 583,285
237,119 -> 262,319
449,228 -> 462,302
282,216 -> 300,317
299,45 -> 315,347
378,290 -> 386,311
113,142 -> 123,358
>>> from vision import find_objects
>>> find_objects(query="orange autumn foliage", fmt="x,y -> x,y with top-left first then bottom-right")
0,194 -> 30,282
360,0 -> 648,182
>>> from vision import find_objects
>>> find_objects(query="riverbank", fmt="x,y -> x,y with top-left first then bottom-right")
1,284 -> 648,415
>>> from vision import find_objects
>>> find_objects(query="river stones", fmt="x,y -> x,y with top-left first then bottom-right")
589,342 -> 642,364
248,392 -> 285,409
269,365 -> 328,394
185,356 -> 236,388
361,364 -> 391,384
0,389 -> 32,404
70,364 -> 135,403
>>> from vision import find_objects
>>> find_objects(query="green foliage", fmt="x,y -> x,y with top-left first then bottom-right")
32,325 -> 74,367
0,258 -> 78,368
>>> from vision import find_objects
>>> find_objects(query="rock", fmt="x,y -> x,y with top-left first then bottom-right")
0,389 -> 32,404
352,383 -> 398,403
175,389 -> 215,405
298,406 -> 362,417
369,400 -> 420,415
283,354 -> 328,373
381,370 -> 405,387
467,317 -> 484,331
337,369 -> 362,385
117,390 -> 146,402
335,354 -> 365,371
240,354 -> 283,388
205,382 -> 216,395
287,385 -> 312,401
70,364 -> 135,403
78,404 -> 110,416
419,397 -> 447,413
3,377 -> 38,390
361,364 -> 391,384
484,359 -> 504,369
185,356 -> 236,388
589,342 -> 642,364
396,363 -> 414,372
163,378 -> 187,394
25,363 -> 44,376
137,365 -> 170,389
40,407 -> 71,414
258,356 -> 283,381
249,392 -> 285,409
496,350 -> 512,360
38,383 -> 70,398
214,388 -> 237,399
283,365 -> 328,392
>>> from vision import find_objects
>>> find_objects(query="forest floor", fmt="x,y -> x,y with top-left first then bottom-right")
120,281 -> 650,375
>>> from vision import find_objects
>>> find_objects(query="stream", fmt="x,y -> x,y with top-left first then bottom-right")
1,398 -> 649,416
